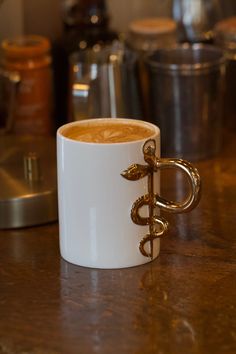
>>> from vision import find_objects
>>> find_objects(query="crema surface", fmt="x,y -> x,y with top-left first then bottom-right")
64,121 -> 155,143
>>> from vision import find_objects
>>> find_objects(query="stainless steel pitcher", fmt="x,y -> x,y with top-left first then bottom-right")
68,42 -> 143,121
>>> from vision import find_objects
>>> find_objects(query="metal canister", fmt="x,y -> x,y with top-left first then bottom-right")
146,44 -> 226,161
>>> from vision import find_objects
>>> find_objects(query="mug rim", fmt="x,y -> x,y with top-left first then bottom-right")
57,118 -> 160,146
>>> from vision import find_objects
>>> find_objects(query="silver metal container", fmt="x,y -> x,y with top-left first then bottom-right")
0,135 -> 57,229
146,44 -> 226,161
68,42 -> 143,121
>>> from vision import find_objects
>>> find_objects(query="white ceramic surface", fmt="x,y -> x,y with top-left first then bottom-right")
57,118 -> 160,269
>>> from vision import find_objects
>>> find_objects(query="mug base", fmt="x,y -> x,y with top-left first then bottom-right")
60,253 -> 160,270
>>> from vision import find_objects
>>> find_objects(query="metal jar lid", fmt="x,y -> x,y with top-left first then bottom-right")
0,135 -> 58,229
127,17 -> 177,52
214,17 -> 236,58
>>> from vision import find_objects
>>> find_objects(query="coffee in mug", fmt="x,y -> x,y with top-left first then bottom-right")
62,119 -> 155,143
57,118 -> 201,269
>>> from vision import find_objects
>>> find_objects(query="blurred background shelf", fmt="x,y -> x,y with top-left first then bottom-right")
1,0 -> 236,43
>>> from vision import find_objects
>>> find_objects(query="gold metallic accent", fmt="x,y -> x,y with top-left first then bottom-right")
121,139 -> 201,259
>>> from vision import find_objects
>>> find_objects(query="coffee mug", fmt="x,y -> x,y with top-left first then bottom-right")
57,118 -> 201,269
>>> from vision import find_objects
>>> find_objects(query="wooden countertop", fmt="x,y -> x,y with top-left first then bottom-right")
0,133 -> 236,354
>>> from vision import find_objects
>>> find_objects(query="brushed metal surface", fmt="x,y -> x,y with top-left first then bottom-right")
0,135 -> 57,228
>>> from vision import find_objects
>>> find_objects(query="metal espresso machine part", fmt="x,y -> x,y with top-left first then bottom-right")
0,135 -> 58,229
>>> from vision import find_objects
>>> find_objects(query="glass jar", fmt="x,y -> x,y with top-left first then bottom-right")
126,18 -> 177,121
214,17 -> 236,130
127,17 -> 177,53
214,17 -> 236,58
172,0 -> 222,43
1,35 -> 53,135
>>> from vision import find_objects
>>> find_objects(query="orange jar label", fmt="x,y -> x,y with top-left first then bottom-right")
14,66 -> 52,135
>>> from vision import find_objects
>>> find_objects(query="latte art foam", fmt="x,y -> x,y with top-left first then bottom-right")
65,121 -> 155,143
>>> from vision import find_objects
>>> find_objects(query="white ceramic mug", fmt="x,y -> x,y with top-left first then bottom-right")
57,118 -> 201,269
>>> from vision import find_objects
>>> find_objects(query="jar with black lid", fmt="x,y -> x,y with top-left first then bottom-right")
62,0 -> 117,52
53,0 -> 118,127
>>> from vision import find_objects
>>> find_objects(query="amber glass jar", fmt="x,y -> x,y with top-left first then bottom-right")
1,35 -> 53,135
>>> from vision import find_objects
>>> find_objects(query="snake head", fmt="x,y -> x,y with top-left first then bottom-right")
143,139 -> 159,170
121,164 -> 150,181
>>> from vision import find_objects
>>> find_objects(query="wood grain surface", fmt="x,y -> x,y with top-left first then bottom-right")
0,132 -> 236,354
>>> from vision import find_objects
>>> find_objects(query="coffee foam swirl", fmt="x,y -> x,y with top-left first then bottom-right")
64,121 -> 155,143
